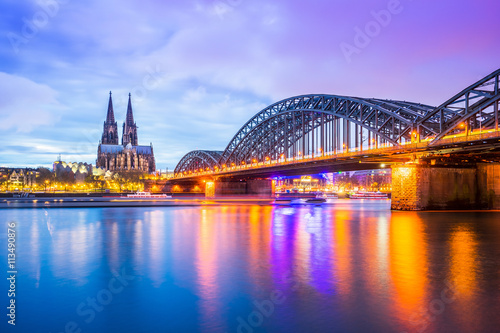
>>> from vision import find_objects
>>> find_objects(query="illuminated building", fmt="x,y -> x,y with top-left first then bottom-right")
53,160 -> 93,184
96,92 -> 156,173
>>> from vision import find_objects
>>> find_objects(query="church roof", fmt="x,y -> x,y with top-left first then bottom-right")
100,144 -> 123,154
100,144 -> 153,155
135,146 -> 152,154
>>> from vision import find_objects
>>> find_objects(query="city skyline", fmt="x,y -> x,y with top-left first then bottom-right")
1,0 -> 499,170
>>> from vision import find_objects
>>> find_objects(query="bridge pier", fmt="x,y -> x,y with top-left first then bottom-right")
391,164 -> 478,210
478,163 -> 500,210
144,179 -> 206,194
206,179 -> 274,198
391,163 -> 500,210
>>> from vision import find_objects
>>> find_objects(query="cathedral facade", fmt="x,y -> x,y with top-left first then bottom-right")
96,92 -> 156,173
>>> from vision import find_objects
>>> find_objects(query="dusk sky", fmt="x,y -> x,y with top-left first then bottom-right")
1,0 -> 499,170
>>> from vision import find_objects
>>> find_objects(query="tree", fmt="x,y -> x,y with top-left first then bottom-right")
56,170 -> 75,184
114,170 -> 147,192
37,167 -> 53,184
84,174 -> 105,191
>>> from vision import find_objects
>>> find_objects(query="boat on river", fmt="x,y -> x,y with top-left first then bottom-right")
316,193 -> 339,199
349,191 -> 388,199
126,192 -> 172,198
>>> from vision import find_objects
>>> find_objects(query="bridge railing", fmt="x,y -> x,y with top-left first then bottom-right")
174,144 -> 403,178
431,129 -> 500,146
174,129 -> 500,178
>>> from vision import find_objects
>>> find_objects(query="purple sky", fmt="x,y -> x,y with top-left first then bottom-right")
1,0 -> 499,170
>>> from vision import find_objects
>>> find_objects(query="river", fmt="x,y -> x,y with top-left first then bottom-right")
1,201 -> 500,332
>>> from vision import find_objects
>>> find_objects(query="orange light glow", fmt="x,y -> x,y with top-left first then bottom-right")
389,213 -> 427,323
449,227 -> 477,296
205,182 -> 215,197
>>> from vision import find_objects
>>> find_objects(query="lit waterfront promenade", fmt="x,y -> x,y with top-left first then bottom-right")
0,196 -> 276,208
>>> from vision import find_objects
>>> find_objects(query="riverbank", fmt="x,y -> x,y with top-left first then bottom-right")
0,196 -> 278,208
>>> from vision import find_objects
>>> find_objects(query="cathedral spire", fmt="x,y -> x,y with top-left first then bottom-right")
101,91 -> 118,145
106,91 -> 115,123
125,93 -> 134,125
122,93 -> 138,146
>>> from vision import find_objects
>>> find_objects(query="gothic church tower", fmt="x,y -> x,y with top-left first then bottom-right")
101,92 -> 119,144
97,92 -> 155,173
122,93 -> 138,146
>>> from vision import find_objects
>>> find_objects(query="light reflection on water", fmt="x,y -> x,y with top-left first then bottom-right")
1,202 -> 500,332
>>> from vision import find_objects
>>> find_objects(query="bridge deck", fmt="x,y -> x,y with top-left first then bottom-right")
175,129 -> 500,179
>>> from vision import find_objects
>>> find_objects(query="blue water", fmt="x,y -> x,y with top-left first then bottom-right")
1,202 -> 500,332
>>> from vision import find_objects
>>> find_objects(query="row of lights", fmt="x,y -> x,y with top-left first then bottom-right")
176,124 -> 499,178
176,142 -> 385,178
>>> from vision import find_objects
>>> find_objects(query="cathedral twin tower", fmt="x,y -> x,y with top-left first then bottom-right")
96,92 -> 156,173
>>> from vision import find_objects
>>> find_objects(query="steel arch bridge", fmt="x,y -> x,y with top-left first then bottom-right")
174,69 -> 500,176
174,150 -> 223,174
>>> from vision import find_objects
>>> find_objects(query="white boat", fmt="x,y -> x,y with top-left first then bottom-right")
349,191 -> 388,199
274,198 -> 293,205
316,193 -> 339,199
126,192 -> 172,198
306,197 -> 326,204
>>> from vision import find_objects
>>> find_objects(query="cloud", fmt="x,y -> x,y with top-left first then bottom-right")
0,72 -> 62,132
182,86 -> 207,103
1,0 -> 500,169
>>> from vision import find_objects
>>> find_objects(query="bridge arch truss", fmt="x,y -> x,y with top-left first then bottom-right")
417,68 -> 500,142
173,150 -> 223,175
173,69 -> 500,174
219,95 -> 438,166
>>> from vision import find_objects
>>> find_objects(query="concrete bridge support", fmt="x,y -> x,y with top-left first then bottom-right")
391,164 -> 478,210
206,179 -> 274,198
478,163 -> 500,210
144,179 -> 205,194
391,163 -> 500,210
145,178 -> 275,197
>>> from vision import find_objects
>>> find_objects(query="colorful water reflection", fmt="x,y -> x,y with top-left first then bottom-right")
1,204 -> 500,332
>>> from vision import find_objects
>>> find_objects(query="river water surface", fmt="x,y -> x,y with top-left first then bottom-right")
1,201 -> 500,332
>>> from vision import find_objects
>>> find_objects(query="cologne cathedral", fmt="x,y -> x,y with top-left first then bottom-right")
96,92 -> 156,173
